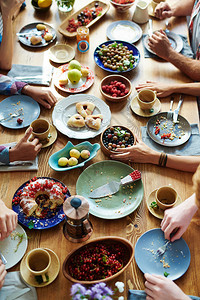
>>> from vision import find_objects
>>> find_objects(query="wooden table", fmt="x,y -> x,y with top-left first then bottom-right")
0,1 -> 199,298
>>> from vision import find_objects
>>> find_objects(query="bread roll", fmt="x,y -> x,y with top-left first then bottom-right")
30,35 -> 42,45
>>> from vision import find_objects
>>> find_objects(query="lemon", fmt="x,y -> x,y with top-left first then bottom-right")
38,0 -> 52,8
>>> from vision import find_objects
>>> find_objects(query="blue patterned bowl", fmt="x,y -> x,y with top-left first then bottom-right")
48,141 -> 100,171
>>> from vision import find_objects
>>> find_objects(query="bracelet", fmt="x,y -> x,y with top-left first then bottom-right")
159,152 -> 167,167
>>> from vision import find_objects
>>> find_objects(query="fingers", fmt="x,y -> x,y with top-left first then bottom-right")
0,216 -> 7,240
0,261 -> 7,289
39,91 -> 57,109
35,143 -> 42,152
37,98 -> 51,109
110,152 -> 131,161
31,138 -> 40,146
21,127 -> 33,143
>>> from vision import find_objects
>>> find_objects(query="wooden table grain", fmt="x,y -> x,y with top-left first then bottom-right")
0,1 -> 199,299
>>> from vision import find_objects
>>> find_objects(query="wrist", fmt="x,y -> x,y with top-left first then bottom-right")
21,85 -> 31,96
147,150 -> 160,165
9,147 -> 17,162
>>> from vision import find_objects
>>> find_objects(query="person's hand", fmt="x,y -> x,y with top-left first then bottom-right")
0,0 -> 24,18
148,30 -> 174,60
161,194 -> 198,242
9,127 -> 42,162
110,135 -> 159,164
136,81 -> 173,97
0,200 -> 18,240
144,273 -> 190,300
154,2 -> 173,19
0,259 -> 7,289
22,86 -> 57,109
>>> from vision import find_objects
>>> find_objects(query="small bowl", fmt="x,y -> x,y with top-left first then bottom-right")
155,186 -> 178,210
100,75 -> 132,102
100,125 -> 135,157
110,0 -> 135,12
62,236 -> 134,284
31,0 -> 52,12
48,141 -> 100,171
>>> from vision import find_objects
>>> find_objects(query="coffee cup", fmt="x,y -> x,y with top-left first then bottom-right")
31,119 -> 50,142
26,248 -> 51,283
155,186 -> 177,210
137,89 -> 157,110
151,0 -> 165,14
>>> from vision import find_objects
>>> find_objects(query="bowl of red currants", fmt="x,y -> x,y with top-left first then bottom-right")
110,0 -> 135,12
100,75 -> 132,102
100,125 -> 135,157
62,236 -> 134,284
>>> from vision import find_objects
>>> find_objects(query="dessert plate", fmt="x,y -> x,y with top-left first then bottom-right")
0,95 -> 40,129
106,21 -> 142,44
135,228 -> 190,280
12,177 -> 70,230
49,44 -> 75,63
76,160 -> 144,219
52,94 -> 111,139
0,224 -> 28,269
18,22 -> 56,48
53,64 -> 94,93
147,112 -> 192,147
58,0 -> 110,38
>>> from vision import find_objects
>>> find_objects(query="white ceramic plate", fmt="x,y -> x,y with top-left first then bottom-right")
106,21 -> 142,44
0,224 -> 28,269
52,94 -> 111,139
49,44 -> 75,63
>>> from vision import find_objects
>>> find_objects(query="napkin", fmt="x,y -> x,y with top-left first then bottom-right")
0,143 -> 38,172
8,64 -> 54,86
128,290 -> 200,300
0,271 -> 37,300
141,124 -> 200,155
142,34 -> 194,59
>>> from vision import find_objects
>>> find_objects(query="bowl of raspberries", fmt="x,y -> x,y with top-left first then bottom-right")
110,0 -> 135,12
100,75 -> 132,102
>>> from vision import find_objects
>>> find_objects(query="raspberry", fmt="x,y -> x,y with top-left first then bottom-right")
17,118 -> 23,124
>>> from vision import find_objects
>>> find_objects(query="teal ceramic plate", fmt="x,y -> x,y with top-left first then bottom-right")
48,141 -> 100,171
76,160 -> 144,219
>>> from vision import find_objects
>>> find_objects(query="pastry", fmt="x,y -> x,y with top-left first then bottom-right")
30,35 -> 42,45
36,24 -> 46,31
76,102 -> 95,118
44,33 -> 53,42
67,114 -> 85,128
85,114 -> 103,130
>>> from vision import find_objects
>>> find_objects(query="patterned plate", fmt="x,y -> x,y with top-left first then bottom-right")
53,64 -> 94,93
12,177 -> 70,230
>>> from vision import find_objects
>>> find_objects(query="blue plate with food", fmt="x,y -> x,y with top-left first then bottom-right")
49,141 -> 100,172
135,228 -> 190,280
12,177 -> 70,229
0,95 -> 40,129
94,40 -> 140,73
106,21 -> 142,44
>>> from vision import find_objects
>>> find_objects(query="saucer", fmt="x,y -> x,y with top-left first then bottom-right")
29,125 -> 57,148
146,188 -> 182,219
20,248 -> 60,287
49,44 -> 75,64
130,95 -> 161,117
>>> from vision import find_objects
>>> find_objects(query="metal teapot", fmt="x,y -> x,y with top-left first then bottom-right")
63,195 -> 93,243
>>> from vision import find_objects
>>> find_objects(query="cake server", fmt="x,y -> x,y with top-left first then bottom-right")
89,170 -> 141,199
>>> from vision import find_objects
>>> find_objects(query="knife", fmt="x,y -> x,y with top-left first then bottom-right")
173,95 -> 183,123
6,287 -> 31,300
148,19 -> 153,37
89,170 -> 141,199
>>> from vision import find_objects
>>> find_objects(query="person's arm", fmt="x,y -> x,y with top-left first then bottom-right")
0,259 -> 6,289
161,193 -> 198,241
0,0 -> 24,70
148,30 -> 200,81
110,136 -> 200,172
144,274 -> 190,300
0,199 -> 18,240
135,81 -> 200,98
154,0 -> 195,19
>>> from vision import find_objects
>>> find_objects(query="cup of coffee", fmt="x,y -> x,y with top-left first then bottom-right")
31,119 -> 50,142
137,89 -> 157,110
155,186 -> 177,210
151,0 -> 165,14
26,248 -> 51,283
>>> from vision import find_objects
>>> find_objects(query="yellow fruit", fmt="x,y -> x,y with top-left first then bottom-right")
38,0 -> 52,8
58,157 -> 68,167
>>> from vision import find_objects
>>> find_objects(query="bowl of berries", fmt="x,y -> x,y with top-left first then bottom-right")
110,0 -> 135,12
62,236 -> 134,284
100,125 -> 135,157
100,75 -> 132,102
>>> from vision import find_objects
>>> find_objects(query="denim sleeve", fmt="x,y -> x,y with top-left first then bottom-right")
0,146 -> 10,165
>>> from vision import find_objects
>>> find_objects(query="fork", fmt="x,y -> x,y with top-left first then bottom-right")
167,96 -> 174,119
0,109 -> 23,123
0,250 -> 7,265
156,240 -> 170,256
